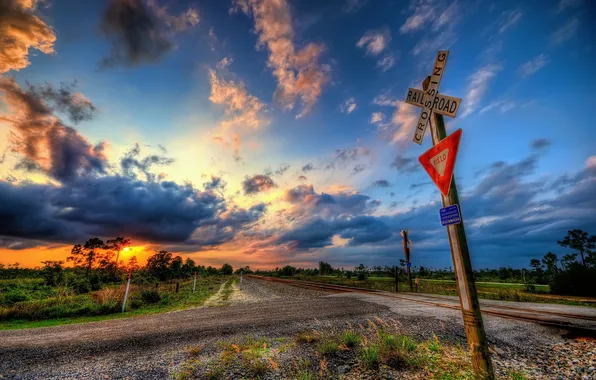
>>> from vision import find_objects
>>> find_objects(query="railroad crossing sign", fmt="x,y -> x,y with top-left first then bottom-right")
408,51 -> 461,145
403,51 -> 495,379
418,128 -> 462,196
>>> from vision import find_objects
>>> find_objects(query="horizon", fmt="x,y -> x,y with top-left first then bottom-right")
1,0 -> 595,271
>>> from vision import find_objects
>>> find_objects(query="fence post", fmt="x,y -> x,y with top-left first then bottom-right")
122,268 -> 132,312
193,271 -> 197,293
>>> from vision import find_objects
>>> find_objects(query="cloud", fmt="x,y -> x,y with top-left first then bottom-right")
302,163 -> 315,172
399,1 -> 435,33
120,143 -> 174,182
374,98 -> 419,145
498,9 -> 523,33
370,112 -> 385,124
586,156 -> 596,169
531,138 -> 551,150
99,0 -> 199,67
518,54 -> 549,78
340,98 -> 357,114
557,0 -> 582,12
209,69 -> 267,130
376,54 -> 395,72
409,181 -> 432,190
0,77 -> 107,182
550,17 -> 579,45
356,28 -> 391,56
342,0 -> 368,13
391,154 -> 420,174
461,64 -> 502,118
350,164 -> 366,176
203,175 -> 227,191
233,0 -> 330,117
0,0 -> 56,74
479,100 -> 515,114
274,163 -> 290,176
371,180 -> 391,188
326,147 -> 371,170
242,174 -> 277,195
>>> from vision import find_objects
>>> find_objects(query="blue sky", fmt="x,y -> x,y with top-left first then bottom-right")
0,0 -> 595,270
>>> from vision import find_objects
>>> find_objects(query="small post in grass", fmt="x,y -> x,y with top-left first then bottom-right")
240,269 -> 243,284
193,271 -> 197,293
122,267 -> 132,313
394,266 -> 399,292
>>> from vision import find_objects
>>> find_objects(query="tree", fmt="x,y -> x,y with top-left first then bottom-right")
542,252 -> 560,283
41,261 -> 64,286
146,250 -> 173,281
220,263 -> 233,275
171,256 -> 183,278
67,238 -> 105,276
126,256 -> 140,272
105,237 -> 131,270
319,261 -> 333,276
182,258 -> 196,277
558,229 -> 596,267
280,265 -> 296,276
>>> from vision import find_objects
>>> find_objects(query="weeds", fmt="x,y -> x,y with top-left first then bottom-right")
317,339 -> 339,356
340,329 -> 362,348
296,331 -> 319,344
359,345 -> 380,369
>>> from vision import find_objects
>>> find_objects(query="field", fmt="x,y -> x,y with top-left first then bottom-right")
294,275 -> 596,307
0,276 -> 231,330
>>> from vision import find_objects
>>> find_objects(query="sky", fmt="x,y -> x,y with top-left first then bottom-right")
0,0 -> 595,270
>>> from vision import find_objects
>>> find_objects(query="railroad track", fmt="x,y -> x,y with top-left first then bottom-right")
247,275 -> 596,339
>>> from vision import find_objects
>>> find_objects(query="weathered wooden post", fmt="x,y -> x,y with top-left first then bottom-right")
193,271 -> 197,293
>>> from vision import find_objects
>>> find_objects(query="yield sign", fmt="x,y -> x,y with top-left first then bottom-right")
418,129 -> 462,196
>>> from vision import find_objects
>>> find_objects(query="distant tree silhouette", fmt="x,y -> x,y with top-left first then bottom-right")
67,238 -> 105,276
146,250 -> 173,281
558,229 -> 596,267
106,237 -> 131,271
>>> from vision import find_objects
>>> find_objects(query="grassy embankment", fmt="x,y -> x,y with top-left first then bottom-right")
0,276 -> 232,330
292,275 -> 596,307
173,316 -> 529,380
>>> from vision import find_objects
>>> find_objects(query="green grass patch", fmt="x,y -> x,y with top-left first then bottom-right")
340,329 -> 362,348
0,276 -> 229,330
317,339 -> 339,356
359,344 -> 380,369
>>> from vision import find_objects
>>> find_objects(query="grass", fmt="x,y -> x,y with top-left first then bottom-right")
0,276 -> 230,330
172,320 -> 535,380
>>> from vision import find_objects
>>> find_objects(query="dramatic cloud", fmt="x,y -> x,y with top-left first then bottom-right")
518,54 -> 549,78
0,0 -> 56,74
371,180 -> 391,188
550,17 -> 579,45
99,0 -> 199,67
233,0 -> 330,117
356,28 -> 391,56
242,174 -> 277,195
373,96 -> 419,145
340,98 -> 357,114
0,77 -> 107,182
461,64 -> 502,118
120,143 -> 174,182
498,9 -> 523,34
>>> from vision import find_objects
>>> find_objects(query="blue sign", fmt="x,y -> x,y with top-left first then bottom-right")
439,204 -> 461,226
406,262 -> 412,268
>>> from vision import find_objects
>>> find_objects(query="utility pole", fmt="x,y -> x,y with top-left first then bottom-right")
401,229 -> 413,292
421,74 -> 495,379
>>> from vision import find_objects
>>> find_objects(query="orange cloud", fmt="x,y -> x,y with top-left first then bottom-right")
233,0 -> 330,117
0,0 -> 56,74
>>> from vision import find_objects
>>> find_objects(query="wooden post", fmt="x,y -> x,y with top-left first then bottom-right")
193,271 -> 197,293
423,77 -> 495,380
394,266 -> 399,292
175,282 -> 180,293
401,230 -> 413,292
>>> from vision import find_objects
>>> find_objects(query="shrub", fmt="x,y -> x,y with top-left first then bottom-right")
67,275 -> 91,294
2,289 -> 30,305
524,284 -> 536,293
89,274 -> 102,291
346,272 -> 352,279
141,290 -> 161,304
296,331 -> 319,344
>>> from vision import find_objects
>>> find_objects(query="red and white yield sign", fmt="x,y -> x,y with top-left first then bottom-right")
418,128 -> 462,196
407,50 -> 461,145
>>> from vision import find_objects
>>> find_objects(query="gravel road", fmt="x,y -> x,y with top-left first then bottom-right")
0,278 -> 594,379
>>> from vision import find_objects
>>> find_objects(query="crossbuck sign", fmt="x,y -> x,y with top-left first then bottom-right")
407,51 -> 461,144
